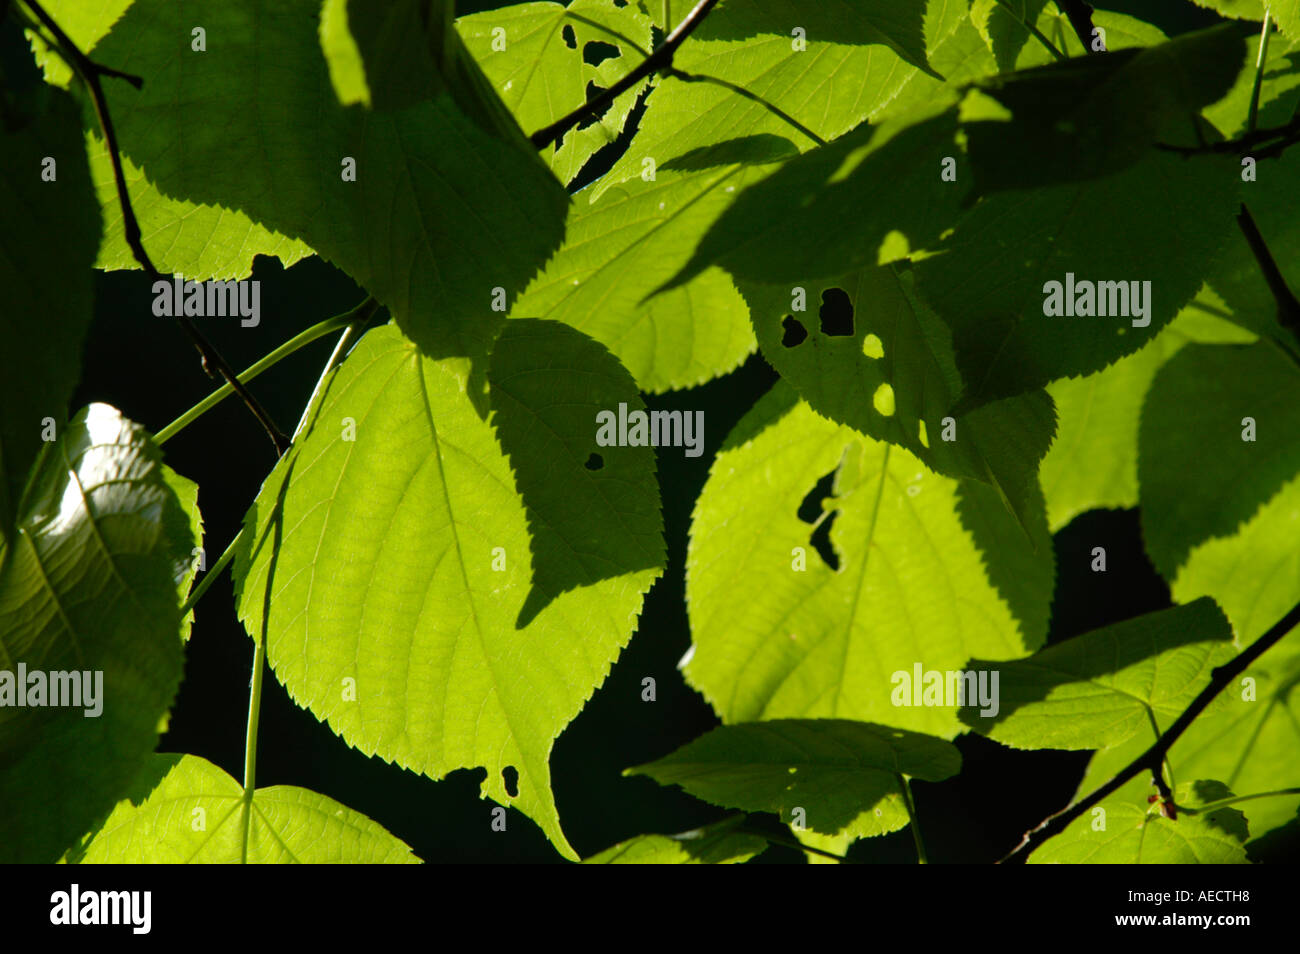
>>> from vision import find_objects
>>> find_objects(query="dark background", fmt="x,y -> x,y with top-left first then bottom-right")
5,0 -> 1294,862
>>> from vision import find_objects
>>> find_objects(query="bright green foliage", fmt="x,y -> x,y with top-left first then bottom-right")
0,405 -> 195,862
583,816 -> 766,863
1191,0 -> 1300,44
1203,27 -> 1300,137
164,467 -> 203,642
457,0 -> 653,184
628,719 -> 960,841
511,163 -> 768,391
961,599 -> 1235,749
737,264 -> 1057,528
76,753 -> 418,863
63,0 -> 567,358
1139,341 -> 1300,578
234,324 -> 663,860
1029,781 -> 1250,864
1041,310 -> 1253,531
0,85 -> 99,528
25,0 -> 133,87
599,0 -> 938,193
684,384 -> 1051,738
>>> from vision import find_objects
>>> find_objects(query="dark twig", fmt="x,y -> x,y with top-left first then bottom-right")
1237,203 -> 1300,337
530,0 -> 721,151
1156,114 -> 1300,161
1000,598 -> 1300,862
20,0 -> 291,456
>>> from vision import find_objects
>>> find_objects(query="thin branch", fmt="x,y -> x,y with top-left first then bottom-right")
530,0 -> 721,151
1000,597 -> 1300,862
1156,114 -> 1300,160
1237,202 -> 1300,337
21,0 -> 291,457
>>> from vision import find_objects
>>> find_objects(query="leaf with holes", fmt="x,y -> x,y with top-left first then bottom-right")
74,753 -> 418,863
683,383 -> 1051,738
233,323 -> 663,860
0,405 -> 196,863
627,719 -> 961,841
737,264 -> 1057,529
457,0 -> 653,185
958,598 -> 1235,749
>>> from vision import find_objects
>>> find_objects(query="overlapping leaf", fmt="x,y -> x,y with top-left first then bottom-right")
960,599 -> 1235,749
234,323 -> 663,860
737,264 -> 1057,528
74,753 -> 418,863
1139,341 -> 1300,579
582,817 -> 766,864
50,0 -> 567,359
627,719 -> 960,840
1191,0 -> 1300,45
684,383 -> 1052,738
0,405 -> 196,863
457,0 -> 653,184
1029,780 -> 1250,864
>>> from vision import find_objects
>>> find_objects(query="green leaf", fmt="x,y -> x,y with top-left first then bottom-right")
0,85 -> 100,529
0,404 -> 195,862
70,0 -> 568,358
75,753 -> 419,863
684,383 -> 1052,738
1139,341 -> 1300,579
1041,309 -> 1254,531
163,466 -> 204,642
1189,0 -> 1300,45
737,263 -> 1057,528
596,0 -> 938,193
1202,26 -> 1300,138
25,0 -> 135,88
916,148 -> 1242,407
512,162 -> 769,392
234,324 -> 663,860
457,0 -> 654,185
960,598 -> 1235,749
959,23 -> 1248,194
1029,780 -> 1250,863
627,719 -> 960,840
582,817 -> 766,864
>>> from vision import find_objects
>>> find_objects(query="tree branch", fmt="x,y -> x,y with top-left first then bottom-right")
20,0 -> 291,456
530,0 -> 720,151
1156,114 -> 1300,161
1000,597 -> 1300,862
1236,202 -> 1300,337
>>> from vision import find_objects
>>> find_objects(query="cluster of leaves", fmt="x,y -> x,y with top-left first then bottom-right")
3,0 -> 1300,864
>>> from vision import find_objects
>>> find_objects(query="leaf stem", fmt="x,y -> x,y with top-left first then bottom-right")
155,298 -> 379,446
1248,11 -> 1272,135
239,612 -> 266,864
179,529 -> 242,617
898,774 -> 927,864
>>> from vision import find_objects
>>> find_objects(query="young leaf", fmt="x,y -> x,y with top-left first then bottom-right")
1028,780 -> 1250,864
234,325 -> 663,860
1189,0 -> 1300,45
1139,341 -> 1300,579
0,405 -> 195,863
959,598 -> 1235,749
627,719 -> 960,840
457,0 -> 654,185
684,383 -> 1052,738
74,753 -> 419,863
